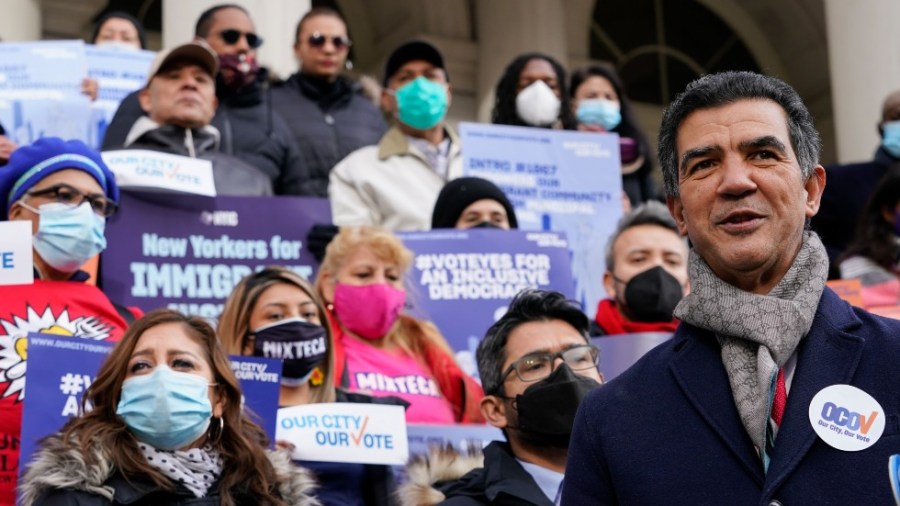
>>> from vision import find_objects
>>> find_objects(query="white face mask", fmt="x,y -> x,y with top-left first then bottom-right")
515,80 -> 561,127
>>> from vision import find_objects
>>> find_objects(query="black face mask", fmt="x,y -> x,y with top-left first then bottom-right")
618,266 -> 684,323
470,221 -> 502,229
511,363 -> 601,448
251,318 -> 327,385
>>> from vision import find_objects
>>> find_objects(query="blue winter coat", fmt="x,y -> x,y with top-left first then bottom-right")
563,288 -> 900,505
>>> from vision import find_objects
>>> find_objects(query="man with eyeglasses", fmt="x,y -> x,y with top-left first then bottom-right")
103,4 -> 309,196
0,137 -> 134,504
401,289 -> 603,505
270,7 -> 387,197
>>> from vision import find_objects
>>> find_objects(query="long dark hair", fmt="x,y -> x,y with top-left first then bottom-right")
570,65 -> 651,160
841,164 -> 900,270
57,309 -> 286,506
491,53 -> 577,129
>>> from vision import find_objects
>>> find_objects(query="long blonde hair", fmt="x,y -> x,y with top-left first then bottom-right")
315,226 -> 454,358
219,267 -> 335,403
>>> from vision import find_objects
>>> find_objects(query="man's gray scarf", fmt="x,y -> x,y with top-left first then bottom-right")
673,232 -> 828,455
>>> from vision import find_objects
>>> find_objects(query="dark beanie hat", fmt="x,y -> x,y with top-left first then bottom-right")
431,177 -> 518,229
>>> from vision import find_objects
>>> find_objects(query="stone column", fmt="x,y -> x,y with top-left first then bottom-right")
474,0 -> 568,121
825,0 -> 900,163
0,0 -> 40,41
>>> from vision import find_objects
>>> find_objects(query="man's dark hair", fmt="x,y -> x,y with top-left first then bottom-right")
605,201 -> 682,272
658,71 -> 821,197
477,289 -> 590,395
293,7 -> 345,46
195,4 -> 249,38
491,53 -> 577,130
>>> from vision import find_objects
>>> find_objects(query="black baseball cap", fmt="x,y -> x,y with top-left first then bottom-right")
383,40 -> 447,86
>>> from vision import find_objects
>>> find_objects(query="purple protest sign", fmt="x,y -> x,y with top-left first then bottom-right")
102,192 -> 331,317
397,229 -> 574,378
20,334 -> 283,479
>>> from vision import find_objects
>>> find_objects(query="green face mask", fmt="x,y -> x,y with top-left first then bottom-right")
394,76 -> 448,130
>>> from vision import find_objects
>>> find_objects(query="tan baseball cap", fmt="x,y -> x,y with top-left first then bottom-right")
145,41 -> 219,87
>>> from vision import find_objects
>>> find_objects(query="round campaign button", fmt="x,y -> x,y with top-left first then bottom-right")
808,384 -> 885,451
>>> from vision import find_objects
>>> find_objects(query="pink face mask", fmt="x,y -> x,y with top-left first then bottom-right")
333,283 -> 406,340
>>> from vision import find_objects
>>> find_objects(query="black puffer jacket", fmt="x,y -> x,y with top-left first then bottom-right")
270,74 -> 387,197
102,69 -> 309,195
121,117 -> 273,196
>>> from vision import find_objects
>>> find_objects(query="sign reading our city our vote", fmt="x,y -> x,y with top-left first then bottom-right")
398,229 -> 574,378
0,221 -> 33,286
277,403 -> 409,465
20,333 -> 283,476
460,122 -> 623,313
102,150 -> 217,196
101,192 -> 330,318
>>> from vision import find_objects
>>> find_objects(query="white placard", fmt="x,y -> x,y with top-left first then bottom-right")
101,150 -> 216,196
808,384 -> 885,451
276,403 -> 408,465
0,221 -> 33,285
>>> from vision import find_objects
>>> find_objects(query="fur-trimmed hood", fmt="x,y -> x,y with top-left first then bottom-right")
19,433 -> 320,506
397,445 -> 484,506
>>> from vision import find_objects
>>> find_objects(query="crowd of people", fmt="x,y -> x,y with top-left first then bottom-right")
1,3 -> 899,506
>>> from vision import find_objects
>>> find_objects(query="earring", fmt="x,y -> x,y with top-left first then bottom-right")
209,416 -> 225,444
345,59 -> 353,71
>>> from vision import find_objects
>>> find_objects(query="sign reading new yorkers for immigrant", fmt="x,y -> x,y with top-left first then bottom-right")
101,192 -> 331,318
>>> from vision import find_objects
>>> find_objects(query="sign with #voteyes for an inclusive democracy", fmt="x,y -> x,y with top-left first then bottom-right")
397,229 -> 574,378
0,40 -> 92,145
277,403 -> 408,465
101,192 -> 331,318
460,123 -> 623,314
20,333 -> 283,477
85,45 -> 155,149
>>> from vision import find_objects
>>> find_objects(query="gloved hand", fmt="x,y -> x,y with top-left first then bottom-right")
307,224 -> 340,263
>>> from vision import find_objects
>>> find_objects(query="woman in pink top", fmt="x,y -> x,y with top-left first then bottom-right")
315,226 -> 484,424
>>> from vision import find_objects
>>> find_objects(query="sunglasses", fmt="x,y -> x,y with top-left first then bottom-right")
219,29 -> 263,49
26,183 -> 118,217
307,32 -> 351,50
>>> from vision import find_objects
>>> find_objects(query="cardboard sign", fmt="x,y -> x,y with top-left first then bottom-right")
460,122 -> 623,312
0,221 -> 33,286
102,150 -> 217,196
277,403 -> 409,465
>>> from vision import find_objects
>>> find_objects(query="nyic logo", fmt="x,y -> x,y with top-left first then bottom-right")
200,210 -> 239,227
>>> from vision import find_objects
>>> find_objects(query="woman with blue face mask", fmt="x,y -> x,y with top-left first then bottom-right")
570,66 -> 659,207
19,309 -> 319,506
219,267 -> 400,506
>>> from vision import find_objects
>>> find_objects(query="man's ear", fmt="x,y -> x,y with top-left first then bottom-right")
804,165 -> 826,218
603,271 -> 615,297
480,395 -> 509,430
667,196 -> 688,236
138,88 -> 153,114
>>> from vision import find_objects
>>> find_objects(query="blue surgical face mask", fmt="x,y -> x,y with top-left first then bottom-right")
393,76 -> 449,130
883,121 -> 900,158
19,201 -> 107,273
576,99 -> 622,131
116,365 -> 214,450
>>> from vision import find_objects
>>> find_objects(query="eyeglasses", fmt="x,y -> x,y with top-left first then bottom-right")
307,32 -> 351,50
219,29 -> 263,49
26,183 -> 118,217
498,345 -> 600,386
